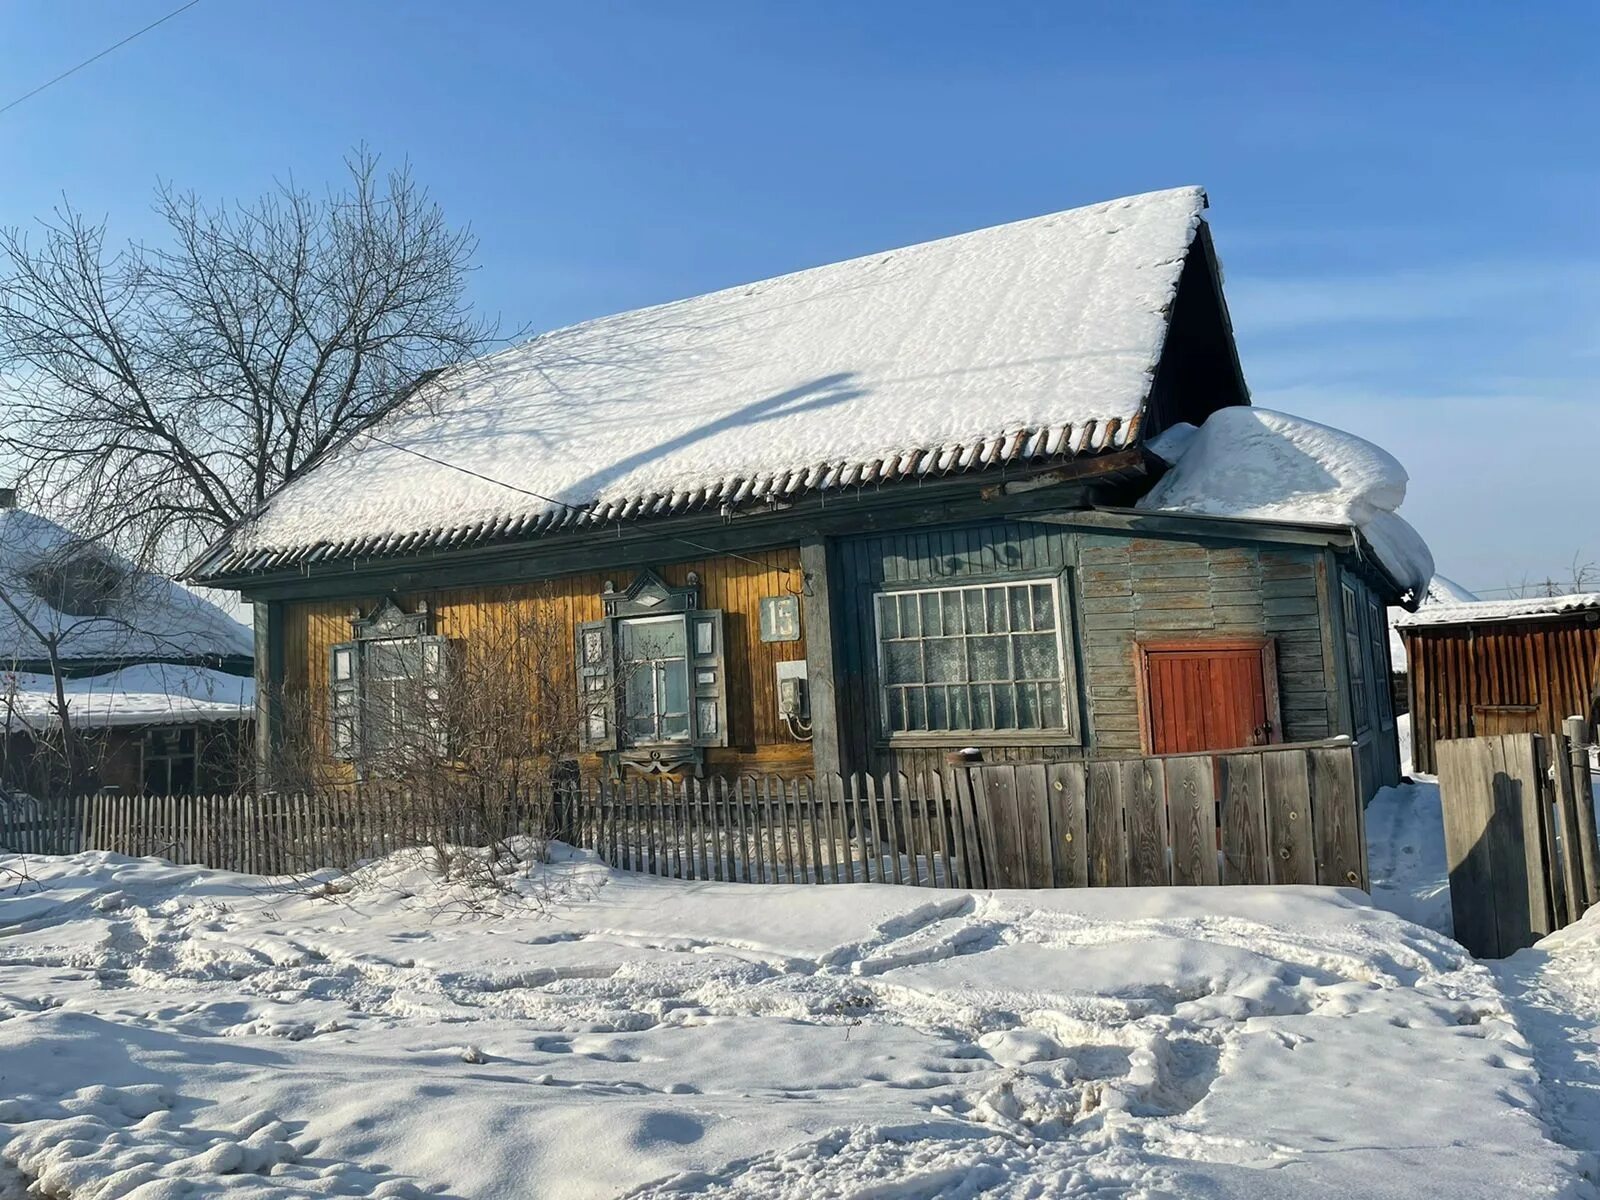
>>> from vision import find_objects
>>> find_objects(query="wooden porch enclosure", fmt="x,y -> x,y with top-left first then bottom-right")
2,741 -> 1366,891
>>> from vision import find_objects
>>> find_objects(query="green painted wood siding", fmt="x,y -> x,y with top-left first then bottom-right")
833,520 -> 1351,781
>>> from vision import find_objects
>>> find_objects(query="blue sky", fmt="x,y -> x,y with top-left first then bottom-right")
1,1 -> 1595,594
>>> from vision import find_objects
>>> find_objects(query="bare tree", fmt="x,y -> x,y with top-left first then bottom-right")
0,148 -> 498,569
259,588 -> 584,898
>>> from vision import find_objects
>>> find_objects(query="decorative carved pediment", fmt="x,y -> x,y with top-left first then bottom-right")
603,568 -> 700,617
352,598 -> 431,639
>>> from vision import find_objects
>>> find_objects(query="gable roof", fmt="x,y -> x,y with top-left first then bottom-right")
0,506 -> 253,665
190,186 -> 1229,580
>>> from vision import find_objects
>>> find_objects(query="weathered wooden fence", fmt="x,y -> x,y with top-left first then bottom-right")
0,789 -> 554,876
1436,717 -> 1599,957
2,740 -> 1366,892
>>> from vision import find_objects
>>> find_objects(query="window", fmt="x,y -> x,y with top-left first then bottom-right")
328,600 -> 451,764
1369,593 -> 1396,730
875,579 -> 1069,735
143,726 -> 197,795
1342,580 -> 1370,734
576,569 -> 728,771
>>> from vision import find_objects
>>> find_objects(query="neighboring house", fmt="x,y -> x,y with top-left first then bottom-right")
188,187 -> 1425,801
1395,593 -> 1600,774
0,491 -> 255,797
1387,574 -> 1480,715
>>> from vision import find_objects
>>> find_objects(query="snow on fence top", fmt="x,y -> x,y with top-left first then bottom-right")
0,507 -> 253,664
194,186 -> 1210,576
1394,592 -> 1600,629
1136,406 -> 1434,596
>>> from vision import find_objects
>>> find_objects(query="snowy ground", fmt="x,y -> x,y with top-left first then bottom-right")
1,839 -> 1593,1199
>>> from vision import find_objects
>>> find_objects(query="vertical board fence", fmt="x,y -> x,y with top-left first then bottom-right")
1436,717 -> 1599,958
2,740 -> 1366,892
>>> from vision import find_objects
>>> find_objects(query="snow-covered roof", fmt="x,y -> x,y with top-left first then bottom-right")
192,186 -> 1214,578
1,664 -> 254,731
0,507 -> 253,665
1135,407 -> 1434,598
1394,592 -> 1600,629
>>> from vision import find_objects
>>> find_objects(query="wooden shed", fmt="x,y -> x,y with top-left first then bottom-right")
1397,594 -> 1600,774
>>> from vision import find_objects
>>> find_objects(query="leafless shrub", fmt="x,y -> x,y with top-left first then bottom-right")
259,586 -> 585,907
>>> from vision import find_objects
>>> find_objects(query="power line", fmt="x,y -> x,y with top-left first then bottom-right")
0,0 -> 205,117
360,432 -> 802,579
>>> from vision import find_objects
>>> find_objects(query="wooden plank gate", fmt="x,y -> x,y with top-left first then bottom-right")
1436,718 -> 1599,958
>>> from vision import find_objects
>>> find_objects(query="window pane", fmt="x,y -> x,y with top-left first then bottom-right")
1016,682 -> 1040,729
921,592 -> 941,637
905,686 -> 927,732
877,594 -> 899,640
1009,586 -> 1032,632
661,661 -> 689,716
1040,682 -> 1063,729
899,593 -> 920,638
948,686 -> 970,730
971,685 -> 994,729
924,638 -> 963,683
993,686 -> 1017,730
985,587 -> 1007,633
964,590 -> 985,635
887,688 -> 906,732
1031,585 -> 1056,631
1014,633 -> 1060,680
927,686 -> 949,730
941,595 -> 963,636
884,640 -> 922,685
968,635 -> 1010,681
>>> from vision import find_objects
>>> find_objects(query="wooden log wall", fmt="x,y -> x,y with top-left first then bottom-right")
279,548 -> 812,779
1405,615 -> 1600,774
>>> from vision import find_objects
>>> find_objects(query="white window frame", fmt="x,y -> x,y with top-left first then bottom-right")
872,576 -> 1076,741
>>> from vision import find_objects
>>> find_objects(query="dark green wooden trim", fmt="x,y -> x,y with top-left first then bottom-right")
253,600 -> 283,789
798,540 -> 842,779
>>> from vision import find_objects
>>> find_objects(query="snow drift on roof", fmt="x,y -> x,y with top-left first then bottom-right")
1135,406 -> 1434,596
0,508 -> 253,664
1,663 -> 254,731
1394,592 -> 1600,628
207,187 -> 1210,571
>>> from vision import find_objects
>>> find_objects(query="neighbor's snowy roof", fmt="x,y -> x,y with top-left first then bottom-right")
1394,592 -> 1600,629
1136,406 -> 1434,597
193,186 -> 1213,578
1388,576 -> 1482,670
0,507 -> 253,664
1,664 -> 254,731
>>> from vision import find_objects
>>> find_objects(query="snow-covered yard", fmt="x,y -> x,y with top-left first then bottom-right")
1,829 -> 1595,1199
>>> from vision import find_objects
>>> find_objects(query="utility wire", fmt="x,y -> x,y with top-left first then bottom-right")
360,432 -> 803,579
0,0 -> 204,117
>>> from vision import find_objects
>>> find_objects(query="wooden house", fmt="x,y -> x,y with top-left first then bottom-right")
0,492 -> 254,797
187,188 -> 1419,802
1396,593 -> 1600,774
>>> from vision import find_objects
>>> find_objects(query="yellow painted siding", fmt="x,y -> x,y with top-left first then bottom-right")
280,548 -> 811,777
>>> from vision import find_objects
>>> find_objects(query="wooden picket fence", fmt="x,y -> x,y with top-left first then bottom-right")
1436,717 -> 1599,957
0,739 -> 1367,891
0,789 -> 555,876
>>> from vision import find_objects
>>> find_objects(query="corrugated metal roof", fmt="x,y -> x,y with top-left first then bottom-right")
1393,592 -> 1600,629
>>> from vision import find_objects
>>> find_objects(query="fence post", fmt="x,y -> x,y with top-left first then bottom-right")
1564,716 -> 1599,914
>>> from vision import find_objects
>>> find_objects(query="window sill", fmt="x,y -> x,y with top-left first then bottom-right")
877,731 -> 1083,750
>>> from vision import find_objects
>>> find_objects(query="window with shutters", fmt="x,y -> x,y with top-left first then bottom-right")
1368,592 -> 1396,731
873,577 -> 1076,737
576,569 -> 727,773
1342,580 -> 1370,734
328,599 -> 452,765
